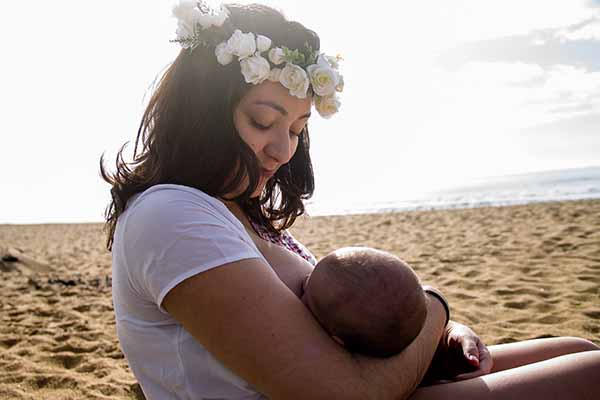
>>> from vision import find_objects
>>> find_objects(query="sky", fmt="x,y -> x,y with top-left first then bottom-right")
1,0 -> 599,223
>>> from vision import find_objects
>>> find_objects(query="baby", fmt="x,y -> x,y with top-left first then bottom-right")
300,247 -> 428,358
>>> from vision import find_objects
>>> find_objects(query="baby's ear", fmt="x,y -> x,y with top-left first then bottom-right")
331,336 -> 345,346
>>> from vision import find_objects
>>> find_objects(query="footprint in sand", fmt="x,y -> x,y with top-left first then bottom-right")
53,343 -> 98,354
26,375 -> 79,391
452,292 -> 478,300
583,322 -> 599,334
494,289 -> 516,296
503,300 -> 533,309
577,275 -> 599,282
0,337 -> 20,349
73,304 -> 92,313
462,269 -> 481,278
45,353 -> 84,370
85,382 -> 121,397
583,310 -> 600,319
535,314 -> 566,324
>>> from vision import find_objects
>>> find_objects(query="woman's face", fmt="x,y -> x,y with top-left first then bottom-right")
233,80 -> 312,198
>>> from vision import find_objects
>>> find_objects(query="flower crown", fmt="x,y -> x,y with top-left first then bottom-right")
171,0 -> 343,118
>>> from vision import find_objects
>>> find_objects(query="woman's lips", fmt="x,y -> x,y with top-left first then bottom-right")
261,168 -> 276,177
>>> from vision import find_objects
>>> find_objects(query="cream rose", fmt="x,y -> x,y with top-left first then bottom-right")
240,54 -> 271,84
196,5 -> 229,28
317,54 -> 341,70
227,30 -> 256,59
315,95 -> 341,118
172,0 -> 201,42
256,35 -> 272,53
268,47 -> 286,65
215,42 -> 234,65
279,63 -> 310,99
306,63 -> 340,97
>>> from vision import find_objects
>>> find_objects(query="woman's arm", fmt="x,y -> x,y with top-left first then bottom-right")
163,257 -> 446,400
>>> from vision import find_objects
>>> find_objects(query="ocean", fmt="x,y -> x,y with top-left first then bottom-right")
306,166 -> 600,216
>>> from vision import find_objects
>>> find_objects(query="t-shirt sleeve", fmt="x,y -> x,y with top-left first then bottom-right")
121,189 -> 262,313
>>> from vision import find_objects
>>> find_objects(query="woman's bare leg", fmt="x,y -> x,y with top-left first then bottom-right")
410,350 -> 600,400
488,336 -> 599,373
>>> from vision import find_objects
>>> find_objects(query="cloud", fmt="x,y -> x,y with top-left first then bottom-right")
438,17 -> 600,72
429,60 -> 600,134
523,111 -> 600,135
519,112 -> 600,166
557,17 -> 600,40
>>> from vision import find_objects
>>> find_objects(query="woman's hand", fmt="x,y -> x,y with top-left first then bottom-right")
422,321 -> 493,384
444,321 -> 493,380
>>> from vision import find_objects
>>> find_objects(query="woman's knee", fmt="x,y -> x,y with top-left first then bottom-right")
558,336 -> 600,353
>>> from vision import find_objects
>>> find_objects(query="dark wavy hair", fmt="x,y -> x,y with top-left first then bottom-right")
100,3 -> 319,250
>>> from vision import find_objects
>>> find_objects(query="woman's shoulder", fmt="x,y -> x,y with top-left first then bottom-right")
125,184 -> 233,222
116,184 -> 248,246
129,183 -> 224,210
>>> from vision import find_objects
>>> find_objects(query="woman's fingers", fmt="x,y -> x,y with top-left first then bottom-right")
453,340 -> 493,381
476,340 -> 493,373
459,332 -> 480,367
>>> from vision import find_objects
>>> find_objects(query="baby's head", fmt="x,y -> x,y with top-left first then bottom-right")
301,247 -> 427,358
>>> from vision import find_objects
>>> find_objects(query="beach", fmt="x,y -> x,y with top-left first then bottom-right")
1,199 -> 599,399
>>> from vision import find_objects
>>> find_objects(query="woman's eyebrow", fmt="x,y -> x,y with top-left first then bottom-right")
254,100 -> 311,119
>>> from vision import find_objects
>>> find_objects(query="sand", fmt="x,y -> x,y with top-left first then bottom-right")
1,199 -> 599,399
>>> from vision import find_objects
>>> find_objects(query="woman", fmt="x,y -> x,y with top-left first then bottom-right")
101,2 -> 600,399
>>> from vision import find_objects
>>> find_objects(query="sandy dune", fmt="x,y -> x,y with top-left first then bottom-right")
1,199 -> 598,399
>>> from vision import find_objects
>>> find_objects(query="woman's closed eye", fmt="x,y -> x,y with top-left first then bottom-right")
250,119 -> 272,130
251,119 -> 303,138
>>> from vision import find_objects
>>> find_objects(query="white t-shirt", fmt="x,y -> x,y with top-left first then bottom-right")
112,184 -> 269,400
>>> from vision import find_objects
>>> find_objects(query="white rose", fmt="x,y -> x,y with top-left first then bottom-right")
315,95 -> 341,118
317,54 -> 331,67
172,1 -> 200,23
256,35 -> 272,53
268,68 -> 282,82
175,23 -> 196,45
215,42 -> 234,65
326,55 -> 341,70
306,63 -> 339,97
227,30 -> 257,59
268,47 -> 286,65
240,54 -> 271,85
197,5 -> 229,28
172,1 -> 202,40
279,63 -> 310,99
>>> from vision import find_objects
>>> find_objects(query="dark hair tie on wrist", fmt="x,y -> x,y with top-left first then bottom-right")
422,285 -> 450,326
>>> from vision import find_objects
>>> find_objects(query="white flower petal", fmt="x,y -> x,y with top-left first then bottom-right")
227,30 -> 256,59
315,95 -> 341,118
279,63 -> 309,99
256,35 -> 272,53
215,42 -> 234,65
268,48 -> 286,65
240,54 -> 271,84
307,63 -> 339,97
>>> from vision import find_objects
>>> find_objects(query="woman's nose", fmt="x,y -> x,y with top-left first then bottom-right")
265,131 -> 293,164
